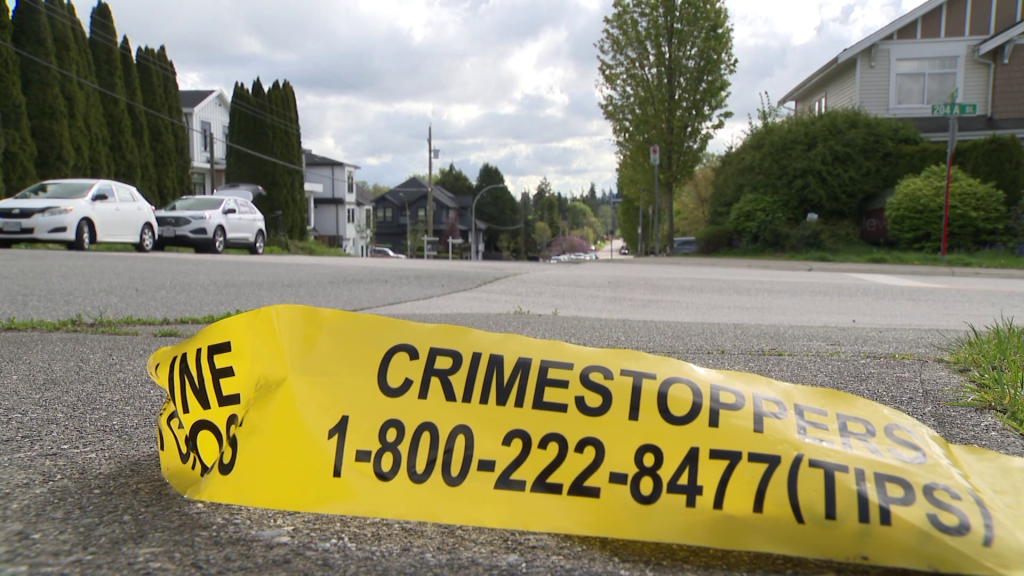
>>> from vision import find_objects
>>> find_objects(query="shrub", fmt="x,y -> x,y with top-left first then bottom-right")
819,219 -> 862,250
787,221 -> 824,251
695,224 -> 733,254
729,194 -> 789,249
956,135 -> 1024,208
710,109 -> 924,224
886,165 -> 1007,252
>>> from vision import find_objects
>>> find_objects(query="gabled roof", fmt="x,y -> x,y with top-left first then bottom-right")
181,90 -> 215,109
304,150 -> 361,170
978,19 -> 1024,55
783,0 -> 950,103
355,183 -> 375,206
377,178 -> 460,208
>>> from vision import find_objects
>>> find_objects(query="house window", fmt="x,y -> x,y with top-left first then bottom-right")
813,95 -> 827,115
895,57 -> 958,106
376,207 -> 393,223
201,121 -> 212,152
347,208 -> 355,224
416,207 -> 426,221
366,210 -> 372,229
192,173 -> 206,195
347,172 -> 354,194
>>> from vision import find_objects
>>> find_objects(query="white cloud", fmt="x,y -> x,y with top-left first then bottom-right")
102,0 -> 929,194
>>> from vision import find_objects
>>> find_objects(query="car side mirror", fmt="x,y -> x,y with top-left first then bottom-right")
93,192 -> 109,201
224,208 -> 237,215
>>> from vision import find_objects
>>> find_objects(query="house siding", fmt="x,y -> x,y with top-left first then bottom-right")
829,67 -> 858,109
970,0 -> 994,36
945,0 -> 968,37
308,163 -> 370,256
992,52 -> 1024,119
994,0 -> 1018,30
963,47 -> 992,115
188,96 -> 230,165
920,5 -> 944,38
859,49 -> 891,116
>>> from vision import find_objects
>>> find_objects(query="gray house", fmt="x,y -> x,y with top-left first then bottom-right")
373,178 -> 487,256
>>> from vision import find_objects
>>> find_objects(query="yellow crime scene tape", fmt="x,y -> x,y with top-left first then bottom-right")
146,305 -> 1024,575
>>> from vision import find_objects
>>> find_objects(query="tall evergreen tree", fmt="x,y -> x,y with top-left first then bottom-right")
119,36 -> 154,198
89,0 -> 138,185
157,46 -> 191,198
0,116 -> 6,198
44,0 -> 89,174
0,0 -> 37,194
436,161 -> 474,196
474,163 -> 518,248
13,0 -> 73,179
66,0 -> 111,178
136,46 -> 169,204
224,81 -> 252,187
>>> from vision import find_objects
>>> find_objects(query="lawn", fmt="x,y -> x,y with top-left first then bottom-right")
705,243 -> 1024,270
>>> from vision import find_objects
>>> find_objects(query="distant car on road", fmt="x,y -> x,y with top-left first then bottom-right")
0,178 -> 158,252
619,245 -> 629,255
155,194 -> 266,254
371,246 -> 407,259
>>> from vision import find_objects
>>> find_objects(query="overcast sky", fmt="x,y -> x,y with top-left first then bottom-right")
99,0 -> 928,196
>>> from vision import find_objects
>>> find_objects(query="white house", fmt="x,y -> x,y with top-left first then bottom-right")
181,90 -> 231,195
304,150 -> 374,256
782,0 -> 1024,143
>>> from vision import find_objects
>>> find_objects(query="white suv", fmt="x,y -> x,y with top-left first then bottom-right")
155,193 -> 267,254
0,179 -> 158,252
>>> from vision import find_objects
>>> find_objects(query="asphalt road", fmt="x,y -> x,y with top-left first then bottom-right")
2,249 -> 1024,575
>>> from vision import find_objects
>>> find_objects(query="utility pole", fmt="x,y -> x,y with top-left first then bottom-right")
427,125 -> 434,243
208,130 -> 216,195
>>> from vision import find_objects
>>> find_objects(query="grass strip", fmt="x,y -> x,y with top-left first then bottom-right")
705,244 -> 1024,270
943,316 -> 1024,435
0,309 -> 245,334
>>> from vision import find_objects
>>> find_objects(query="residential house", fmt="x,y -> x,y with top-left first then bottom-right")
181,90 -> 231,195
782,0 -> 1024,143
373,178 -> 487,257
304,150 -> 374,256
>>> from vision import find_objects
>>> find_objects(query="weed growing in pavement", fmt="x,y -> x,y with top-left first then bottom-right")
1,309 -> 246,334
154,328 -> 184,338
942,316 -> 1024,435
510,306 -> 530,315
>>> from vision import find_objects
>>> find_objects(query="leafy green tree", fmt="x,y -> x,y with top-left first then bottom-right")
536,194 -> 561,236
44,0 -> 89,175
597,0 -> 737,253
356,181 -> 390,196
534,221 -> 552,257
887,165 -> 1006,252
474,163 -> 518,248
66,0 -> 111,178
89,0 -> 139,185
0,0 -> 37,194
156,46 -> 191,198
436,162 -> 473,196
13,0 -> 73,179
120,36 -> 155,197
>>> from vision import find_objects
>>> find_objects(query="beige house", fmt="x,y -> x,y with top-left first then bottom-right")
782,0 -> 1024,143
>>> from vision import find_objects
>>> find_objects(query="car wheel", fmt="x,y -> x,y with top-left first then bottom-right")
73,220 -> 92,251
250,231 -> 265,255
209,227 -> 225,254
135,224 -> 155,253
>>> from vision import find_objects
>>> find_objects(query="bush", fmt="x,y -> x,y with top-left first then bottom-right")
729,194 -> 789,249
956,135 -> 1024,208
695,224 -> 733,254
710,109 -> 924,224
819,219 -> 862,250
886,165 -> 1007,251
786,221 -> 823,251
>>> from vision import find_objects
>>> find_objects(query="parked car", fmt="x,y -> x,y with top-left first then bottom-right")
371,246 -> 407,259
0,178 -> 158,252
155,194 -> 266,254
673,236 -> 698,255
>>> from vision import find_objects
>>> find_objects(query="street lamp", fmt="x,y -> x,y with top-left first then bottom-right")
471,184 -> 506,261
398,192 -> 411,256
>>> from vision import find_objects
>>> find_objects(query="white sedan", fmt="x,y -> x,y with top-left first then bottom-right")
155,193 -> 267,254
0,179 -> 158,252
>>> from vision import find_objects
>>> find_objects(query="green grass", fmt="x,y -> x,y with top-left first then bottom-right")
154,328 -> 184,338
942,316 -> 1024,435
11,237 -> 350,257
1,309 -> 245,335
704,243 -> 1024,269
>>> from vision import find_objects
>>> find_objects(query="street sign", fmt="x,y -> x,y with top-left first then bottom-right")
650,145 -> 660,166
931,103 -> 977,116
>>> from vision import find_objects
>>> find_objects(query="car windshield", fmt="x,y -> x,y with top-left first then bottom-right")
13,182 -> 95,199
164,198 -> 224,211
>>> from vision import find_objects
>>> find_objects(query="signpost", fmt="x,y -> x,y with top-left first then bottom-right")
650,145 -> 660,255
446,237 -> 463,260
931,90 -> 976,259
421,235 -> 438,259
